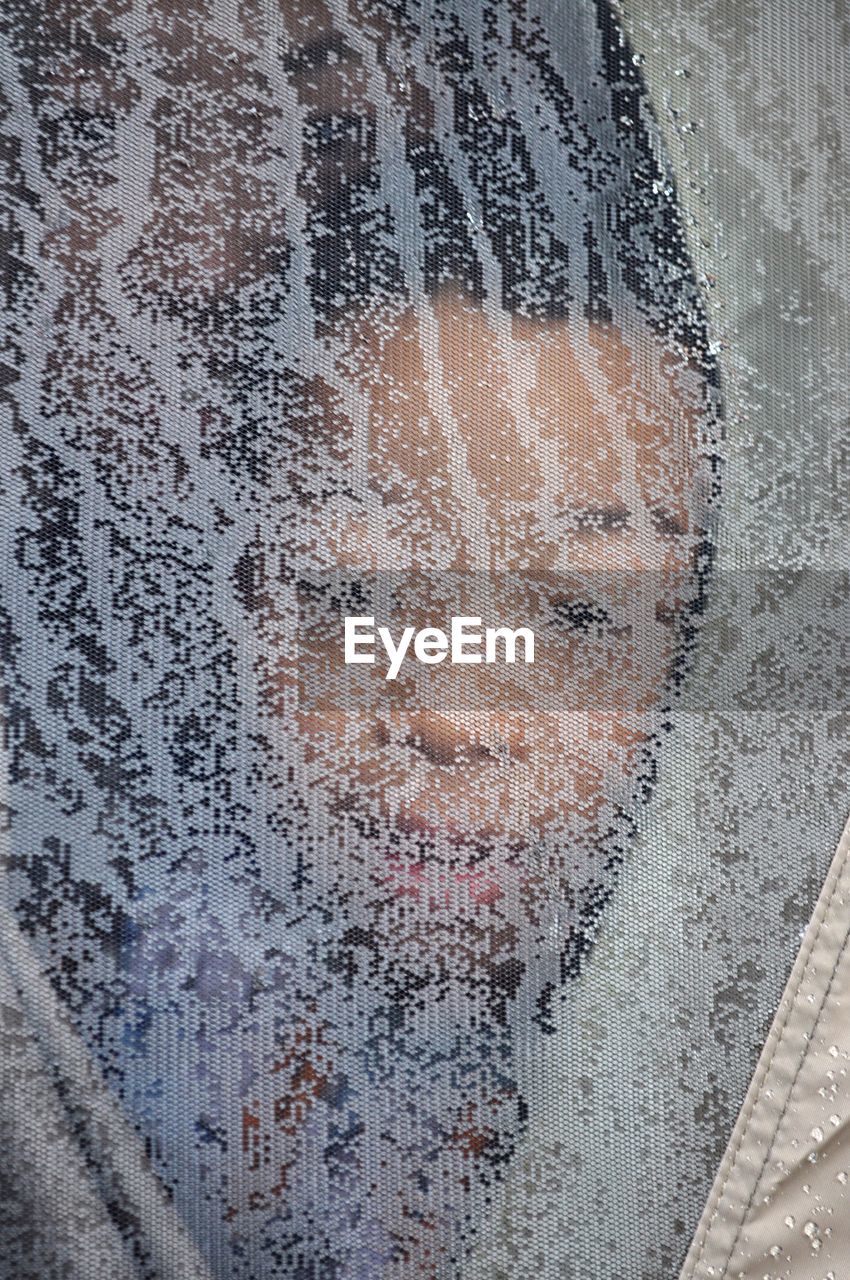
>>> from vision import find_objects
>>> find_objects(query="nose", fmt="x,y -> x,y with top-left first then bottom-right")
395,711 -> 528,769
404,711 -> 493,768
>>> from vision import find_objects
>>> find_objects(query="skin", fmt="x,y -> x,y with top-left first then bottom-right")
299,295 -> 699,861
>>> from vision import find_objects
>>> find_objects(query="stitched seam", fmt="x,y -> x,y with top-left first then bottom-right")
685,820 -> 850,1278
719,910 -> 850,1275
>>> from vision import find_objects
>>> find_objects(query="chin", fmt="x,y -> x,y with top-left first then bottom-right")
291,794 -> 600,1038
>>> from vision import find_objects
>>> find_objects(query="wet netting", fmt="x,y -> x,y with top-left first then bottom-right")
0,0 -> 728,1276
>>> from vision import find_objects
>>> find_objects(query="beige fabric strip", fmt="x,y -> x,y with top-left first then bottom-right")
679,812 -> 850,1279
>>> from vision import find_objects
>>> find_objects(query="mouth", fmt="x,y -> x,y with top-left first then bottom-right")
329,798 -> 553,921
381,854 -> 507,908
342,795 -> 520,853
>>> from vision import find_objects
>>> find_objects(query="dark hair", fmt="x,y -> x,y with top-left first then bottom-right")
291,0 -> 713,364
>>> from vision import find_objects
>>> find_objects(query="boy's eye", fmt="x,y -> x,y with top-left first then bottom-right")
546,596 -> 629,638
574,507 -> 631,534
651,507 -> 688,538
328,576 -> 375,615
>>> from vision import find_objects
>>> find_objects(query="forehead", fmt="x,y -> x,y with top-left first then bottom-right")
359,296 -> 700,486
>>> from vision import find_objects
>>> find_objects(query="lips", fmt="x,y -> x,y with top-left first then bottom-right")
452,868 -> 504,906
334,790 -> 550,920
381,854 -> 508,908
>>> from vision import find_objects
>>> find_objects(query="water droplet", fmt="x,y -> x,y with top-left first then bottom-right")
830,1113 -> 841,1126
828,1045 -> 839,1058
768,1244 -> 781,1257
811,1127 -> 825,1143
836,1170 -> 847,1185
784,1215 -> 795,1228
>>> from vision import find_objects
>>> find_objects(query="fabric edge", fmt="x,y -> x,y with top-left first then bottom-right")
678,810 -> 850,1278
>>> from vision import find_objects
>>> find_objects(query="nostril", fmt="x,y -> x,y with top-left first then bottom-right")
374,713 -> 528,768
655,599 -> 682,628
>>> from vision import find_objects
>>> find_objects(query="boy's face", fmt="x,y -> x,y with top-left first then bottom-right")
291,295 -> 703,975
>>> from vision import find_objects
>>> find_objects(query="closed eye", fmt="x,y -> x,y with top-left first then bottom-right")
651,507 -> 689,538
546,597 -> 630,637
298,575 -> 375,615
